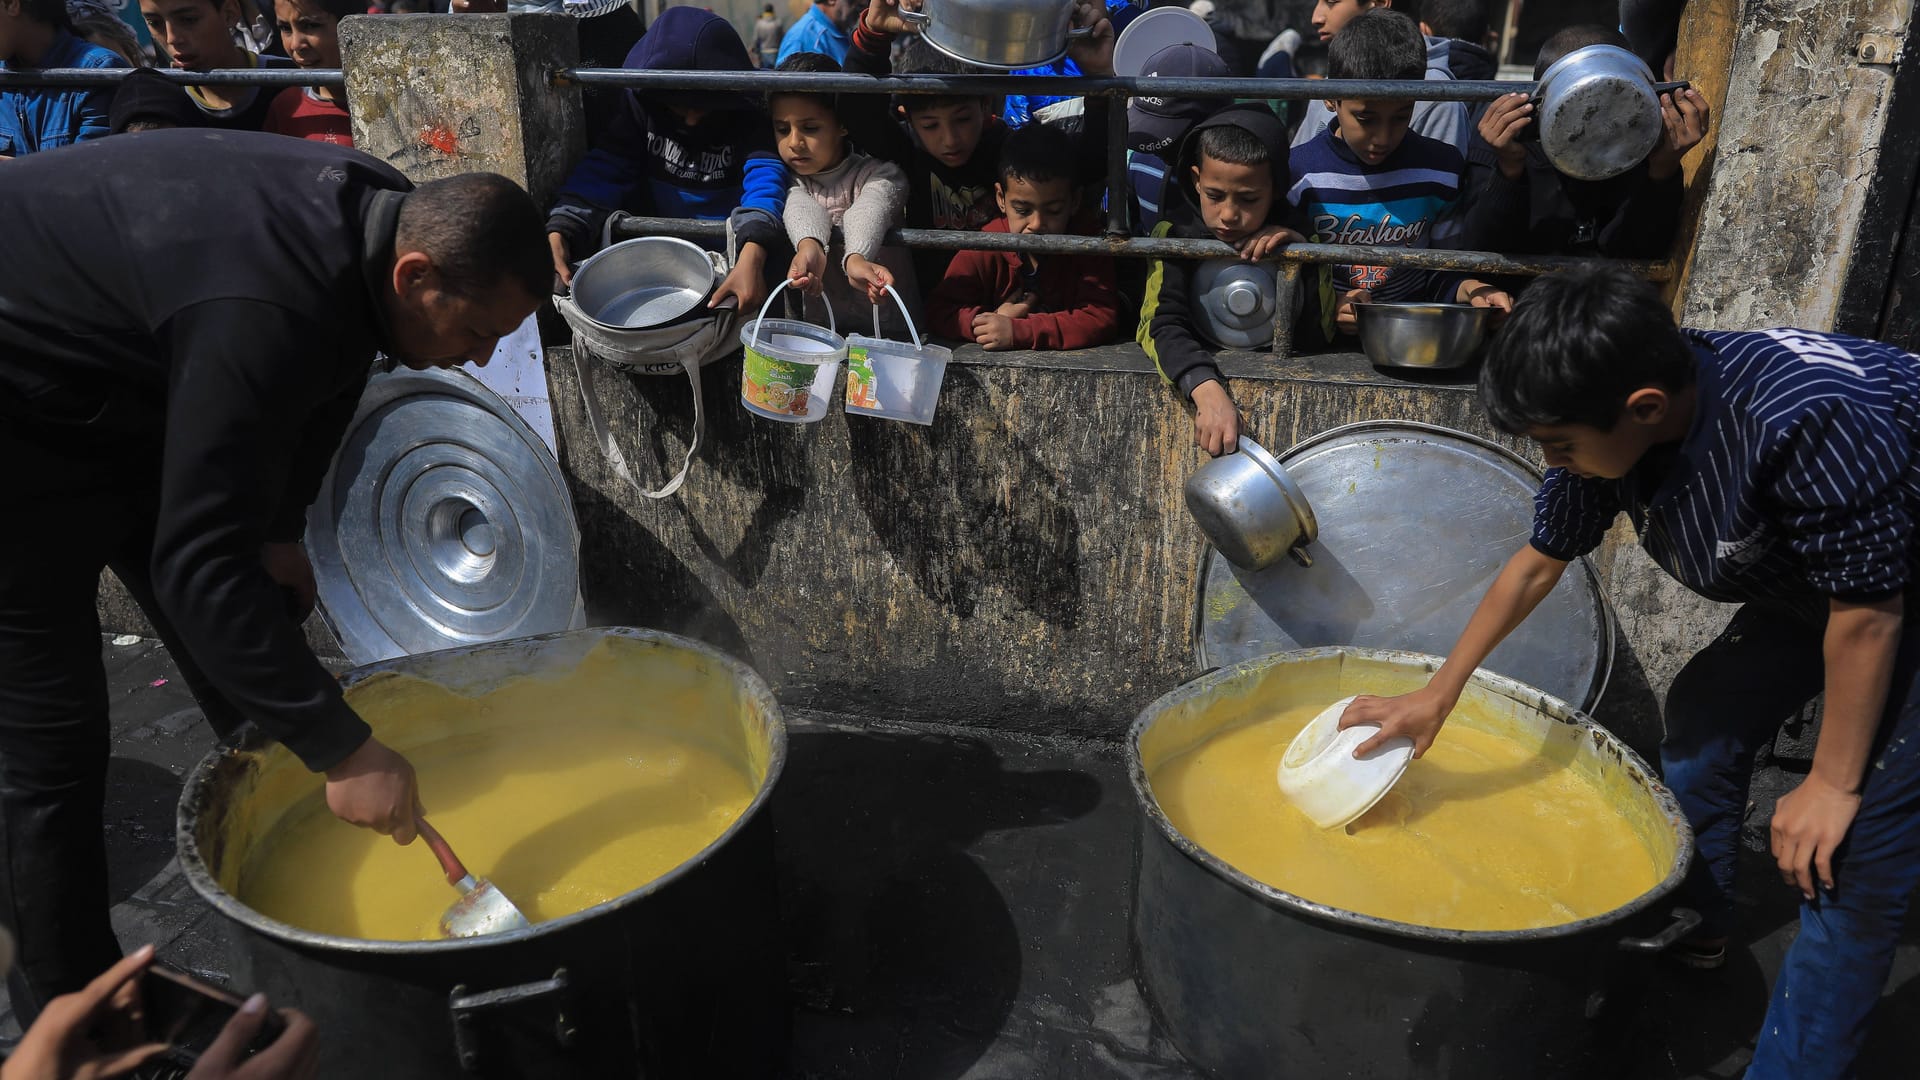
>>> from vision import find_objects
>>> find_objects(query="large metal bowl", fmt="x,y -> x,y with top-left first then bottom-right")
569,236 -> 718,331
1354,301 -> 1493,370
1183,436 -> 1318,571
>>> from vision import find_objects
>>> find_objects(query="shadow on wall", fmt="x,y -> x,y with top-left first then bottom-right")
774,723 -> 1104,1078
845,366 -> 1083,629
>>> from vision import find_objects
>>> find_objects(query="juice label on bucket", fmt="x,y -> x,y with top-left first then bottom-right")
845,345 -> 878,410
742,345 -> 814,415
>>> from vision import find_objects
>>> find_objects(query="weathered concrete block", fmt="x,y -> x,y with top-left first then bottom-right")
547,345 -> 1687,755
1678,0 -> 1915,328
340,13 -> 583,208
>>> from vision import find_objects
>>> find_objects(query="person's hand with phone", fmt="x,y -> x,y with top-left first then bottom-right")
184,995 -> 319,1080
0,946 -> 168,1080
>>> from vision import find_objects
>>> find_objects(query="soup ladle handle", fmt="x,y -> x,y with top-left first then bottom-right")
416,817 -> 470,887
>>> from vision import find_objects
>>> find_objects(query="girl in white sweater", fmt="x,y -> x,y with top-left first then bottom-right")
771,52 -> 919,336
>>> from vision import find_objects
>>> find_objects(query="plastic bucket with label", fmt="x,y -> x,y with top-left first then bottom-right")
739,281 -> 847,423
844,285 -> 951,426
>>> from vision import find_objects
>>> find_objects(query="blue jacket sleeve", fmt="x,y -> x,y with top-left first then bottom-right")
548,100 -> 653,253
733,151 -> 790,251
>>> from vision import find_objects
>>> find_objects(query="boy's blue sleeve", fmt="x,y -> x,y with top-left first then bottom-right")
1530,469 -> 1621,562
1771,398 -> 1917,599
731,150 -> 789,252
76,51 -> 129,144
547,100 -> 652,253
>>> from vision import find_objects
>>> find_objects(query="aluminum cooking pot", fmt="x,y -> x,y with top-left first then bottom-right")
1534,44 -> 1664,181
1183,436 -> 1318,571
568,236 -> 719,331
901,0 -> 1093,71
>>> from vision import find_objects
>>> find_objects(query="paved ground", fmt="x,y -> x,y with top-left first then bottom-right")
2,636 -> 1915,1077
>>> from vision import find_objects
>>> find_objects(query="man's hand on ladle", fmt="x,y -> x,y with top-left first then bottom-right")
325,737 -> 421,844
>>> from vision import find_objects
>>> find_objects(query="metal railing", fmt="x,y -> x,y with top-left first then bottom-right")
3,62 -> 1677,353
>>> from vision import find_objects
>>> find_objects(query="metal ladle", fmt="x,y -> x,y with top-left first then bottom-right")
416,817 -> 532,938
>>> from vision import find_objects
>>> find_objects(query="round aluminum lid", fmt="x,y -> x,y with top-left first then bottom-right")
1192,258 -> 1278,350
1194,421 -> 1613,713
307,367 -> 584,665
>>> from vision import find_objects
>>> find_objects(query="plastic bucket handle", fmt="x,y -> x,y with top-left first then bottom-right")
750,279 -> 837,350
868,284 -> 923,348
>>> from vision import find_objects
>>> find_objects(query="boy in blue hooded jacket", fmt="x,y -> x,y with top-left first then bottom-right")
546,7 -> 788,313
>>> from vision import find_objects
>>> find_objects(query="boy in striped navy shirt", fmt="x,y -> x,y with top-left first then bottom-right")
1345,266 -> 1920,1079
1286,8 -> 1508,347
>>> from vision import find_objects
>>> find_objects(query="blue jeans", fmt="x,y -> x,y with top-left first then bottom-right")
1660,599 -> 1920,1079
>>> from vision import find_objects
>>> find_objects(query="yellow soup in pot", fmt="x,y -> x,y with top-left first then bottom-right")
1149,699 -> 1664,931
236,644 -> 762,942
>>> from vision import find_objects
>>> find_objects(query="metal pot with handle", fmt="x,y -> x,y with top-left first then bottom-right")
1533,44 -> 1667,181
901,0 -> 1093,70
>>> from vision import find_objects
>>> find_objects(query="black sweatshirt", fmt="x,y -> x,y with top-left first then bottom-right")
0,129 -> 411,771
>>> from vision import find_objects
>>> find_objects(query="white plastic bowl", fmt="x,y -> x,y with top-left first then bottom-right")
1275,696 -> 1415,829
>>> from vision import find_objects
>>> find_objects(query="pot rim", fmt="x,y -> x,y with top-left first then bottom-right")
174,626 -> 790,955
1128,645 -> 1693,945
569,235 -> 719,333
1534,42 -> 1655,97
1236,436 -> 1319,547
913,21 -> 1072,71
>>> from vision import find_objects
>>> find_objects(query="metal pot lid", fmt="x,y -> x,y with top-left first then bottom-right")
1194,421 -> 1613,713
1192,258 -> 1277,350
307,367 -> 584,665
1113,7 -> 1216,77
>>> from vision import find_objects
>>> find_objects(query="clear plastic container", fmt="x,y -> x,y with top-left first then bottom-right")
738,281 -> 847,423
844,286 -> 950,426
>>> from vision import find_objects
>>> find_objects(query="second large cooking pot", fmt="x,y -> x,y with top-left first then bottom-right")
1131,647 -> 1698,1079
176,628 -> 788,1078
902,0 -> 1091,70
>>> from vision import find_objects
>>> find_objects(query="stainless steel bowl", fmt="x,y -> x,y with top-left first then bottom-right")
901,0 -> 1091,71
1534,44 -> 1663,181
1183,436 -> 1319,571
1354,302 -> 1493,370
569,236 -> 719,330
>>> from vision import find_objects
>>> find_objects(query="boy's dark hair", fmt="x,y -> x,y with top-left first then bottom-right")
396,173 -> 552,301
1534,25 -> 1633,78
998,124 -> 1076,188
283,0 -> 366,22
771,51 -> 840,112
1195,124 -> 1269,168
1327,8 -> 1427,82
1417,0 -> 1488,44
21,0 -> 72,27
896,36 -> 994,115
1479,265 -> 1696,434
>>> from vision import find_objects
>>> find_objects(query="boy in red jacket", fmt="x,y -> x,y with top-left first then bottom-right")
927,125 -> 1122,352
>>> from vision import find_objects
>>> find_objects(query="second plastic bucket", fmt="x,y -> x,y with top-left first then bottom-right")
739,281 -> 847,423
845,285 -> 951,426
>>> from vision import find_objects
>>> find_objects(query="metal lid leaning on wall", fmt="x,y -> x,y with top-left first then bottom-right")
553,212 -> 748,499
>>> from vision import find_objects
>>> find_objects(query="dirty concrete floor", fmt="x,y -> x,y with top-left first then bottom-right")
1,635 -> 1915,1078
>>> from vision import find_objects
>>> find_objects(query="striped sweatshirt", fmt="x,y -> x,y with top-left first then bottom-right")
1286,125 -> 1466,343
1532,329 -> 1920,603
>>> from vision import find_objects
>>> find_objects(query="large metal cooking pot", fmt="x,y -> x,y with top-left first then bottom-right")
1534,44 -> 1664,181
901,0 -> 1092,70
176,628 -> 788,1078
1130,647 -> 1698,1079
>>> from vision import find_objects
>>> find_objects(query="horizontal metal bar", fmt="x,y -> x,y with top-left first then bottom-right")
557,68 -> 1551,101
608,216 -> 1673,280
0,67 -> 341,89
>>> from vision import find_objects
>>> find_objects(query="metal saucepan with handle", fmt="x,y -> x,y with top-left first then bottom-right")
1532,44 -> 1686,181
901,0 -> 1094,70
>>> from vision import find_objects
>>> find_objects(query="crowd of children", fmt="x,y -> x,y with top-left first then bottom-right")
0,0 -> 1712,461
527,0 -> 1710,460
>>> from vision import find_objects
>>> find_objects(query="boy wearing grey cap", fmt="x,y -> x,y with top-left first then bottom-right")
1125,43 -> 1229,233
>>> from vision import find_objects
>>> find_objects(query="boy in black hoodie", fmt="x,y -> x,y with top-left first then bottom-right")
1137,104 -> 1300,458
546,7 -> 787,313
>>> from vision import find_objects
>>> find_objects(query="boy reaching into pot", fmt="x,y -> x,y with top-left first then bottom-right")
1341,264 -> 1920,1080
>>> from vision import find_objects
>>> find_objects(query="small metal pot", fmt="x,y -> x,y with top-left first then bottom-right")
1183,436 -> 1318,571
901,0 -> 1093,71
568,236 -> 719,331
1354,301 -> 1493,370
1534,44 -> 1664,181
